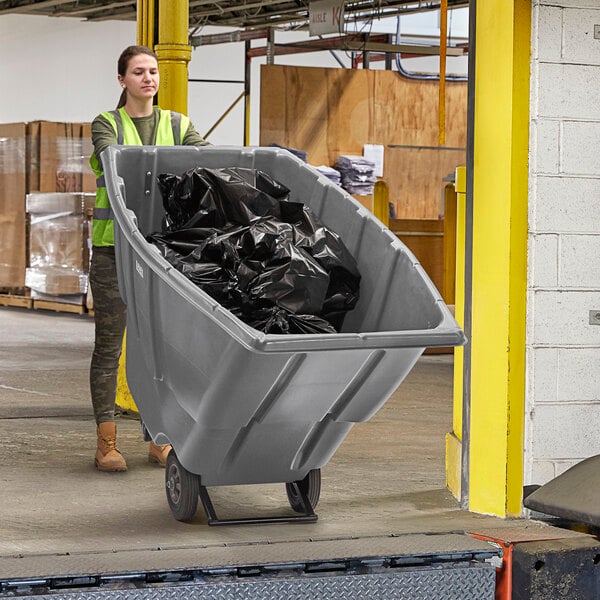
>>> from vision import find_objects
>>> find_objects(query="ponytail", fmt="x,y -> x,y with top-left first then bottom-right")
116,88 -> 127,109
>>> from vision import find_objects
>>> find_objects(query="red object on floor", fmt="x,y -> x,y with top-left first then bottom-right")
470,533 -> 513,600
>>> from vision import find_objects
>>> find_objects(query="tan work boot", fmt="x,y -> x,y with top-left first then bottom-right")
148,442 -> 172,467
95,422 -> 127,472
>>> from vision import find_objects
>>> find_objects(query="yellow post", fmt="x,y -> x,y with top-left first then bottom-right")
155,0 -> 192,114
467,0 -> 530,516
445,165 -> 466,499
116,0 -> 160,416
442,181 -> 457,305
117,0 -> 192,415
373,180 -> 390,227
137,0 -> 155,48
116,331 -> 138,414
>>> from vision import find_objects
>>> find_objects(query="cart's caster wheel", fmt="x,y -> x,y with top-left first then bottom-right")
165,450 -> 199,521
286,468 -> 321,513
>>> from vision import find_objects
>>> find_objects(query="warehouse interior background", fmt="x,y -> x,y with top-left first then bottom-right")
0,9 -> 468,145
1,2 -> 600,598
0,0 -> 599,522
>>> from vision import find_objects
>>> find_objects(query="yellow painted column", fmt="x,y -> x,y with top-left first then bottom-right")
117,0 -> 192,416
136,0 -> 155,48
445,165 -> 466,498
373,180 -> 390,228
468,0 -> 530,516
155,0 -> 191,114
116,0 -> 158,415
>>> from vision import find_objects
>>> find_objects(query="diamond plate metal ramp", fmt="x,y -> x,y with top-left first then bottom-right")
1,533 -> 499,599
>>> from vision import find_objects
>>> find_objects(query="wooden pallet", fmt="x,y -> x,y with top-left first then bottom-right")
0,293 -> 32,309
32,299 -> 89,315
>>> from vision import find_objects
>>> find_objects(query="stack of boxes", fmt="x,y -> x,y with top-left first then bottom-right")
26,192 -> 95,304
0,123 -> 28,289
0,121 -> 96,307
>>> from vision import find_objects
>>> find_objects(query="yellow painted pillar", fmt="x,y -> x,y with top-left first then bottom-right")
155,0 -> 191,114
373,180 -> 390,228
446,165 -> 466,498
136,0 -> 155,48
467,0 -> 530,516
116,0 -> 160,416
117,0 -> 192,415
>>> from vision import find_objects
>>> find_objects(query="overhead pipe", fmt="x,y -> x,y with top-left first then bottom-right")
246,34 -> 464,58
190,27 -> 270,46
394,14 -> 468,81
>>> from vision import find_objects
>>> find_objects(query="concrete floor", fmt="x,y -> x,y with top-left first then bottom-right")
0,306 -> 585,581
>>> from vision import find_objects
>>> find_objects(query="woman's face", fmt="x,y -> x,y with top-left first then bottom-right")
118,54 -> 159,102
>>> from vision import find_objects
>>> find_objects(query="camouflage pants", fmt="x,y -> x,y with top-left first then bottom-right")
89,246 -> 126,425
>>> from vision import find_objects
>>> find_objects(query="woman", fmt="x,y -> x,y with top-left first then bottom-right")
89,45 -> 209,472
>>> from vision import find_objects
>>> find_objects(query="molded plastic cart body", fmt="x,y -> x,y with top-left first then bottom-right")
104,146 -> 465,489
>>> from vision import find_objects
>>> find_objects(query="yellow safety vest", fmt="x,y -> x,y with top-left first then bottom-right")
89,107 -> 189,247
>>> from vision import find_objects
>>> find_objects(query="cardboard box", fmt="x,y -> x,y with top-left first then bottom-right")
27,121 -> 96,194
29,290 -> 86,306
25,269 -> 87,296
80,123 -> 97,193
0,122 -> 95,291
26,192 -> 95,297
0,123 -> 27,288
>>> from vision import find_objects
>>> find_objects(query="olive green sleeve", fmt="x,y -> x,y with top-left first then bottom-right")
183,120 -> 211,146
91,114 -> 118,159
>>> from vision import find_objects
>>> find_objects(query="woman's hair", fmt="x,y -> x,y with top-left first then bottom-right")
116,45 -> 159,109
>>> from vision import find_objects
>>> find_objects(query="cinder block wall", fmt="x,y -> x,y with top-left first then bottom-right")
527,0 -> 600,484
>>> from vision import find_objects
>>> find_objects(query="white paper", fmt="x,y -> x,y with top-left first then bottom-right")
363,144 -> 384,178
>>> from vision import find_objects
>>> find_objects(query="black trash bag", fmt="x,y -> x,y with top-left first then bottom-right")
245,240 -> 329,316
151,221 -> 330,317
244,306 -> 336,335
149,166 -> 360,334
151,238 -> 236,308
157,167 -> 289,231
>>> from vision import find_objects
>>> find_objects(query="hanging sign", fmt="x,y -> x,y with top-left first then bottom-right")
309,0 -> 344,36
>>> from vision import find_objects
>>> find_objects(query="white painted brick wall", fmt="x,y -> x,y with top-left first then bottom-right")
529,347 -> 600,403
531,290 -> 600,345
538,63 -> 600,119
559,234 -> 600,287
527,1 -> 600,487
563,9 -> 600,64
531,459 -> 588,482
534,176 -> 600,233
562,121 -> 600,175
557,348 -> 600,400
531,403 -> 600,458
535,6 -> 562,62
529,348 -> 558,402
529,233 -> 558,288
530,119 -> 560,174
540,0 -> 600,9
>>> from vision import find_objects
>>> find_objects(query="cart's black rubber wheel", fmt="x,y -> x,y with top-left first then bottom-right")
165,450 -> 199,522
286,468 -> 321,513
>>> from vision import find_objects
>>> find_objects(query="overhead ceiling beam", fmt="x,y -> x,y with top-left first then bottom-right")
0,0 -> 76,14
0,0 -> 469,27
185,0 -> 467,24
84,5 -> 137,19
190,27 -> 270,46
246,35 -> 466,57
52,0 -> 135,17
